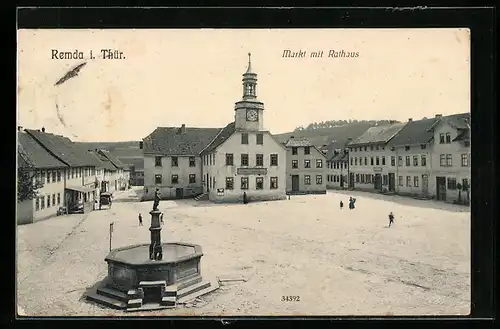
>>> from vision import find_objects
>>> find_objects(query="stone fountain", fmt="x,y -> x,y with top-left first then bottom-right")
85,190 -> 219,311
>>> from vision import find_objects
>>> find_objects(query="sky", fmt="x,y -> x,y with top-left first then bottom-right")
17,28 -> 470,142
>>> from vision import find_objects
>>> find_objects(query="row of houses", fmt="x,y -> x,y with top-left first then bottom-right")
17,127 -> 130,224
139,54 -> 470,205
325,113 -> 471,203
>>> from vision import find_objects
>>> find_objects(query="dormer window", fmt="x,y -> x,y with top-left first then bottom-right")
405,146 -> 410,151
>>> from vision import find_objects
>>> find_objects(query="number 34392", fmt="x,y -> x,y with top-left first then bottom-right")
281,296 -> 300,302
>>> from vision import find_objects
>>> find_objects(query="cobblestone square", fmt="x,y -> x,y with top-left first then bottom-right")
17,188 -> 470,316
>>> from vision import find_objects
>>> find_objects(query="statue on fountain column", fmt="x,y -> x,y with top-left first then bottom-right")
153,188 -> 161,211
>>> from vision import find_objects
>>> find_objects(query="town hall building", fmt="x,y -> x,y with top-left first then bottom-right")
142,54 -> 287,203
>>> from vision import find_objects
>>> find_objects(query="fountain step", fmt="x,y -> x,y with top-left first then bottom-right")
177,275 -> 203,290
125,303 -> 176,312
177,280 -> 211,299
177,279 -> 220,304
160,296 -> 176,307
127,298 -> 143,309
86,291 -> 127,309
139,280 -> 167,288
97,287 -> 129,302
127,288 -> 144,299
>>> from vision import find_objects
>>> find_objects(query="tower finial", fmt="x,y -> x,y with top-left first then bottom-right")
245,52 -> 254,74
248,52 -> 251,64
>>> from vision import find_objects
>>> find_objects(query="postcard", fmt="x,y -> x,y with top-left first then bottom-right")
17,28 -> 471,317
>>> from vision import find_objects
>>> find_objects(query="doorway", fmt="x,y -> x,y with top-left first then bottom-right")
175,188 -> 184,199
291,175 -> 299,192
436,176 -> 446,201
388,173 -> 395,192
374,174 -> 382,191
349,173 -> 355,188
206,173 -> 209,192
422,174 -> 429,196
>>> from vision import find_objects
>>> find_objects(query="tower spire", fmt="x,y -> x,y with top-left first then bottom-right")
245,52 -> 253,74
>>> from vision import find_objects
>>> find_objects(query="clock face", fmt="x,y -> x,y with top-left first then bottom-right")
246,109 -> 258,122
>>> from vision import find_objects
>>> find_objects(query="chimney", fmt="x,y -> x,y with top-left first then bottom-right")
41,127 -> 45,132
435,114 -> 442,118
17,126 -> 23,132
408,118 -> 413,122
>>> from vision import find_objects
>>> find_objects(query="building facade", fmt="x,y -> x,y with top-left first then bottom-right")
200,54 -> 287,203
326,149 -> 349,189
284,137 -> 327,194
347,123 -> 406,192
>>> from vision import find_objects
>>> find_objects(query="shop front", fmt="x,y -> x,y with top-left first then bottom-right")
65,186 -> 97,214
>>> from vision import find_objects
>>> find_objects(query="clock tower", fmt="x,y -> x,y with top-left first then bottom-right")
234,53 -> 265,131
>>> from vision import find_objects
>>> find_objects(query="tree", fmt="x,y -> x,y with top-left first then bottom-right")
17,168 -> 43,203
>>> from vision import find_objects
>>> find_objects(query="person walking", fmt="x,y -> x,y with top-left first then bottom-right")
388,212 -> 395,227
340,200 -> 344,209
348,197 -> 353,210
243,191 -> 248,205
138,213 -> 143,226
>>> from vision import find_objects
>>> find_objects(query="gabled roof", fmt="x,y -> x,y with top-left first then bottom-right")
99,150 -> 126,169
349,123 -> 406,147
285,138 -> 313,147
284,137 -> 326,158
427,112 -> 471,132
117,157 -> 144,170
18,132 -> 67,169
143,126 -> 222,156
200,122 -> 235,155
386,118 -> 439,147
25,129 -> 96,167
330,151 -> 349,162
89,150 -> 117,171
453,129 -> 470,142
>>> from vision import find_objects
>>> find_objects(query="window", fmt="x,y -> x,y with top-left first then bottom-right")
304,175 -> 311,185
421,155 -> 427,166
376,145 -> 380,150
440,154 -> 446,167
366,174 -> 372,184
404,146 -> 410,151
270,154 -> 278,166
292,160 -> 298,169
404,156 -> 410,166
171,157 -> 178,167
57,170 -> 61,182
370,146 -> 374,151
189,157 -> 196,167
47,171 -> 51,183
447,177 -> 457,190
413,176 -> 419,187
292,147 -> 298,155
52,194 -> 56,206
41,170 -> 46,183
241,154 -> 249,166
41,196 -> 45,209
304,160 -> 311,168
439,133 -> 445,144
376,157 -> 380,166
189,174 -> 196,184
241,177 -> 249,190
155,174 -> 162,185
421,144 -> 427,149
361,174 -> 365,183
316,159 -> 323,168
406,176 -> 412,187
446,154 -> 453,167
364,157 -> 368,165
461,154 -> 469,167
57,193 -> 61,205
256,154 -> 264,166
397,156 -> 403,166
370,157 -> 374,166
154,156 -> 162,167
383,175 -> 388,185
382,157 -> 386,166
35,197 -> 40,211
241,133 -> 249,144
355,158 -> 358,166
46,196 -> 50,208
413,156 -> 418,166
316,175 -> 323,185
256,133 -> 263,145
170,174 -> 178,184
398,176 -> 403,186
350,158 -> 353,166
355,174 -> 360,183
304,147 -> 310,155
256,177 -> 264,189
364,146 -> 367,151
226,177 -> 234,190
226,153 -> 234,166
445,132 -> 451,143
